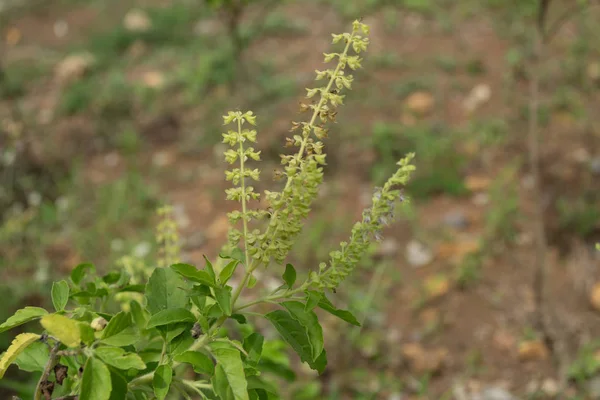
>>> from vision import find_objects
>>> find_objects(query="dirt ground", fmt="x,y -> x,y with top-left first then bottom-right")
2,0 -> 600,399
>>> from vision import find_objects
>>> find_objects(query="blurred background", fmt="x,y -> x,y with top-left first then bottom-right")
1,0 -> 600,398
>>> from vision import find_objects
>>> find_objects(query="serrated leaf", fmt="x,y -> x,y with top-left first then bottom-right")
170,263 -> 216,288
52,280 -> 70,312
101,312 -> 139,347
174,351 -> 214,375
81,357 -> 112,400
317,295 -> 360,326
214,287 -> 232,316
146,308 -> 196,329
0,333 -> 40,378
153,364 -> 172,400
0,307 -> 48,333
146,268 -> 190,315
95,347 -> 146,370
243,333 -> 264,366
282,264 -> 296,288
209,343 -> 249,400
264,310 -> 323,372
219,260 -> 239,285
71,263 -> 95,285
41,314 -> 81,348
281,301 -> 323,361
14,340 -> 48,372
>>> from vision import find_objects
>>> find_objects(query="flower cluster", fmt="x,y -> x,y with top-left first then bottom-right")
310,153 -> 416,290
156,204 -> 180,268
222,111 -> 268,266
245,20 -> 371,266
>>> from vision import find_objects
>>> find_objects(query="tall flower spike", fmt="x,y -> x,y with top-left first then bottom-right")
251,19 -> 371,266
223,111 -> 266,267
156,205 -> 180,268
310,153 -> 416,291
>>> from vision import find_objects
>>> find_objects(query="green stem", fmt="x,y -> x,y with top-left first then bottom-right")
234,283 -> 310,312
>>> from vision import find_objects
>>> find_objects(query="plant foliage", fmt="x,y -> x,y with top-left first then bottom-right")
0,20 -> 415,399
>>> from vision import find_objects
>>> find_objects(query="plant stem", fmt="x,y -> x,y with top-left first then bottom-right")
34,342 -> 60,400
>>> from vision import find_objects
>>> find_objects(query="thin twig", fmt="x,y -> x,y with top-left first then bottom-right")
543,0 -> 599,43
34,342 -> 60,400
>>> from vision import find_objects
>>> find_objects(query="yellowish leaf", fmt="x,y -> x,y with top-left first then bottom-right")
0,333 -> 41,379
41,314 -> 81,348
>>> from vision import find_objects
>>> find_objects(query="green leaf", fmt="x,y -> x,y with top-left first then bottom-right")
14,340 -> 49,372
264,310 -> 322,372
281,301 -> 323,361
317,295 -> 360,326
146,308 -> 196,329
158,322 -> 191,343
80,357 -> 112,400
246,376 -> 277,395
209,342 -> 249,400
146,267 -> 190,315
170,330 -> 194,356
153,364 -> 173,400
0,307 -> 48,333
247,273 -> 257,289
95,347 -> 146,370
108,368 -> 128,400
219,260 -> 239,285
52,280 -> 70,312
40,314 -> 81,348
243,333 -> 264,366
174,351 -> 215,375
214,287 -> 232,316
79,322 -> 96,346
282,264 -> 296,288
304,291 -> 321,311
130,301 -> 148,330
0,333 -> 40,379
71,263 -> 95,285
231,314 -> 247,324
101,312 -> 139,347
203,255 -> 217,282
170,263 -> 216,288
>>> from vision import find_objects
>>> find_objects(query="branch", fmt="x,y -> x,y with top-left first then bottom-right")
543,0 -> 598,43
34,342 -> 60,400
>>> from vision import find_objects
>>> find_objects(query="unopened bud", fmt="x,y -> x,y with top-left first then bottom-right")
91,317 -> 107,331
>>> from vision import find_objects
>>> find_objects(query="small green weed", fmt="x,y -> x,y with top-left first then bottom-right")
370,122 -> 467,198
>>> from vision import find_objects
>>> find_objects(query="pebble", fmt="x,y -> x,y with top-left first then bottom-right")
172,204 -> 190,229
377,238 -> 399,258
590,157 -> 600,175
54,53 -> 95,84
541,378 -> 559,396
479,387 -> 518,400
588,376 -> 600,399
183,232 -> 205,250
443,210 -> 469,230
124,9 -> 152,32
406,240 -> 434,267
472,193 -> 489,206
